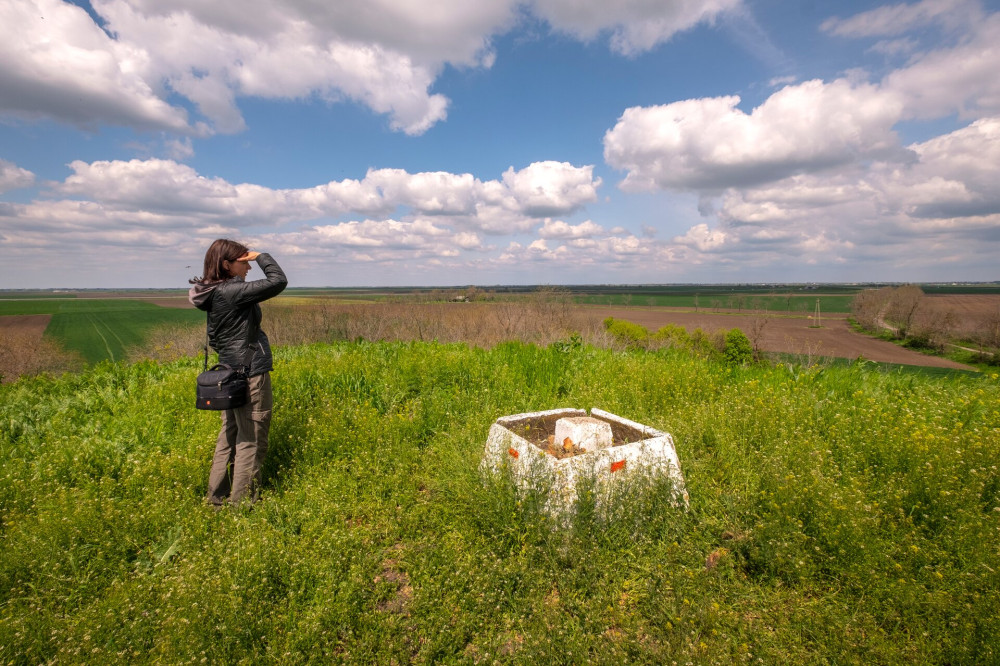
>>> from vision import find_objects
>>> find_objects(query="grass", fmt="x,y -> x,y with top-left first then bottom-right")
1,340 -> 998,663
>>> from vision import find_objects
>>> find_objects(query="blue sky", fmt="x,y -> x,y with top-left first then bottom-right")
1,0 -> 999,288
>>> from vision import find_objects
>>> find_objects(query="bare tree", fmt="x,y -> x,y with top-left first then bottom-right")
886,284 -> 924,339
746,311 -> 769,360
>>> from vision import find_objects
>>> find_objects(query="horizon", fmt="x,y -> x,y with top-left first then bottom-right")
3,280 -> 1000,295
2,0 -> 999,288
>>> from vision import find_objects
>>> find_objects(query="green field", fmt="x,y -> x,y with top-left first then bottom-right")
1,341 -> 997,663
0,299 -> 203,364
46,307 -> 203,364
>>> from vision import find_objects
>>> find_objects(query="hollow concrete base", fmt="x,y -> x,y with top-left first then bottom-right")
480,407 -> 689,526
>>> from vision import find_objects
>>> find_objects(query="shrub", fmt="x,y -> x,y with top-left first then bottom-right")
602,317 -> 649,348
723,327 -> 753,366
650,323 -> 691,349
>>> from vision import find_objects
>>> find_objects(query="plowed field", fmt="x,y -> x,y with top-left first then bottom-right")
0,314 -> 50,336
590,306 -> 975,370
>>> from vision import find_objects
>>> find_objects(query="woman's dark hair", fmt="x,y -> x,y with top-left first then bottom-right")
190,239 -> 249,284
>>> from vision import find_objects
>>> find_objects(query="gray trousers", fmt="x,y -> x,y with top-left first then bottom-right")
207,372 -> 273,506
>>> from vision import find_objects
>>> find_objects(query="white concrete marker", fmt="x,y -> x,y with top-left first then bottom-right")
480,407 -> 688,527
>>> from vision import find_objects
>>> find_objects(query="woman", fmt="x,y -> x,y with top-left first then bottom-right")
188,239 -> 288,506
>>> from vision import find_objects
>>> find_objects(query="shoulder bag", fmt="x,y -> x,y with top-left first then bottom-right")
195,328 -> 249,410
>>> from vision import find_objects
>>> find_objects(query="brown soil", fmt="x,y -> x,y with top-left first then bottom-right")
588,306 -> 975,370
0,314 -> 51,335
923,294 -> 1000,317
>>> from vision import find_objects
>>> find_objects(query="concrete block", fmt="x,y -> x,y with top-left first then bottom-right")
554,416 -> 613,452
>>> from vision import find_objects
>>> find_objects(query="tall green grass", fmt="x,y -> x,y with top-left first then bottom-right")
1,341 -> 998,663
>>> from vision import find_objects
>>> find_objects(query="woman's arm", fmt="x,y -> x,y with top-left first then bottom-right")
229,253 -> 288,307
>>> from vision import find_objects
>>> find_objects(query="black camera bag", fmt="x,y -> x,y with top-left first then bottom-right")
195,320 -> 250,410
196,363 -> 248,410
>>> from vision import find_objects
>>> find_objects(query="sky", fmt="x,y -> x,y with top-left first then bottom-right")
1,0 -> 999,289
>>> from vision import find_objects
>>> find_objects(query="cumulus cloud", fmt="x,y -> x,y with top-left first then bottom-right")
597,0 -> 1000,278
52,158 -> 599,232
604,2 -> 999,200
0,157 -> 600,277
604,79 -> 906,191
0,0 -> 191,131
501,161 -> 601,216
538,219 -> 604,239
92,0 -> 450,135
0,160 -> 35,193
872,116 -> 1000,219
0,0 -> 742,137
882,13 -> 1000,119
165,137 -> 195,161
684,117 -> 1000,271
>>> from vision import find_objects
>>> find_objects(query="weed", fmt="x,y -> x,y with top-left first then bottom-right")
1,340 -> 998,663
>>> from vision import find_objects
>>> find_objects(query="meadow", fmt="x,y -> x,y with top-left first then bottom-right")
1,339 -> 998,664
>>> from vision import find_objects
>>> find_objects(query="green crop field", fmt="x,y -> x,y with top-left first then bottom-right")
0,299 -> 203,364
44,307 -> 203,364
0,298 -> 180,316
1,341 -> 997,663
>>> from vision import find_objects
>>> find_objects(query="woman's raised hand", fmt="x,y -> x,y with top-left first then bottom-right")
237,251 -> 261,262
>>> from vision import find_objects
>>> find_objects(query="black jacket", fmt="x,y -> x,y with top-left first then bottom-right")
188,253 -> 288,376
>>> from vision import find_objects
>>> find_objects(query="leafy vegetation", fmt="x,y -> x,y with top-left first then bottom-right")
602,316 -> 649,347
2,340 -> 998,663
722,329 -> 753,366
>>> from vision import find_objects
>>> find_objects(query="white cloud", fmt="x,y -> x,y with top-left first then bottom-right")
768,75 -> 797,88
0,0 -> 743,137
0,160 -> 35,193
0,0 -> 191,131
51,158 -> 600,232
681,117 -> 1000,271
882,13 -> 1000,119
673,223 -> 728,251
872,115 -> 1000,219
533,0 -> 741,55
251,218 -> 485,266
2,157 -> 600,278
820,1 -> 1000,121
821,0 -> 980,38
92,0 -> 450,136
165,137 -> 195,161
538,219 -> 605,239
500,161 -> 601,216
604,79 -> 905,191
869,37 -> 919,57
603,2 -> 1000,200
